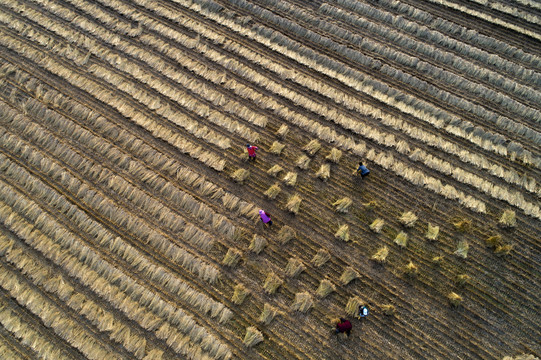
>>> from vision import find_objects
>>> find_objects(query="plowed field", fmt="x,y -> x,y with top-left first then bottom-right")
0,0 -> 539,359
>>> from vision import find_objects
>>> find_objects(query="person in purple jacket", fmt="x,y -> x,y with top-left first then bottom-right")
259,209 -> 272,227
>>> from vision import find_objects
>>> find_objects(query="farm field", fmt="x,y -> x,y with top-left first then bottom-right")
0,0 -> 539,358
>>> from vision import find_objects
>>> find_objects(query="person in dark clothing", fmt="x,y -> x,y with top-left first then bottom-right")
335,318 -> 352,337
356,162 -> 370,179
357,305 -> 369,319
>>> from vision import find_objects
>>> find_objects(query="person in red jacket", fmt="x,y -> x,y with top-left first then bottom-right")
335,318 -> 352,337
246,144 -> 259,161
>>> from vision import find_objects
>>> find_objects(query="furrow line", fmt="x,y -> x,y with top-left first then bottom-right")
0,261 -> 128,360
0,288 -> 83,360
0,176 -> 236,360
0,226 -> 182,359
0,246 -> 142,359
0,25 -> 227,171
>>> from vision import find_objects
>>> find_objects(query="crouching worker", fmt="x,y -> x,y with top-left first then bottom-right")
356,162 -> 370,179
335,318 -> 352,337
356,305 -> 369,320
259,209 -> 272,227
246,144 -> 259,161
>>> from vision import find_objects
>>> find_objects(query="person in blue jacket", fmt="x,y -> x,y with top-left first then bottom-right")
356,305 -> 369,319
356,162 -> 370,179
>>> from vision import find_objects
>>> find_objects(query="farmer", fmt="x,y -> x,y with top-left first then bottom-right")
356,161 -> 370,179
335,318 -> 352,337
246,144 -> 259,161
356,305 -> 369,319
259,209 -> 272,226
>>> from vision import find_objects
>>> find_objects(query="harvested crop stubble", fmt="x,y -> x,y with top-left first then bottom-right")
370,218 -> 384,233
283,172 -> 297,186
311,248 -> 331,267
0,164 -> 237,329
381,304 -> 396,316
0,202 -> 231,356
258,303 -> 280,325
243,327 -> 263,347
499,210 -> 517,228
502,355 -> 540,360
325,148 -> 342,163
425,223 -> 439,240
4,2 -> 540,357
295,154 -> 311,169
485,235 -> 502,248
0,263 -> 119,360
453,219 -> 472,232
303,139 -> 321,156
231,284 -> 249,305
276,124 -> 289,138
316,279 -> 336,298
363,201 -> 378,210
264,183 -> 281,200
231,168 -> 250,183
3,100 -> 237,240
0,140 -> 220,283
332,197 -> 352,213
1,7 -> 520,217
286,194 -> 302,214
404,261 -> 418,277
291,292 -> 313,312
345,297 -> 363,316
10,31 -> 229,171
371,246 -> 389,263
316,163 -> 331,181
178,6 -> 541,183
495,244 -> 513,256
249,235 -> 268,254
394,232 -> 408,248
222,248 -> 242,267
400,211 -> 418,227
0,301 -> 68,360
0,188 -> 234,337
267,164 -> 284,177
334,224 -> 350,242
263,272 -> 283,294
253,6 -> 533,162
454,240 -> 469,259
1,237 -> 154,358
238,151 -> 249,162
340,267 -> 360,285
285,257 -> 306,278
448,292 -> 463,307
277,225 -> 296,245
269,141 -> 285,155
222,193 -> 240,211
